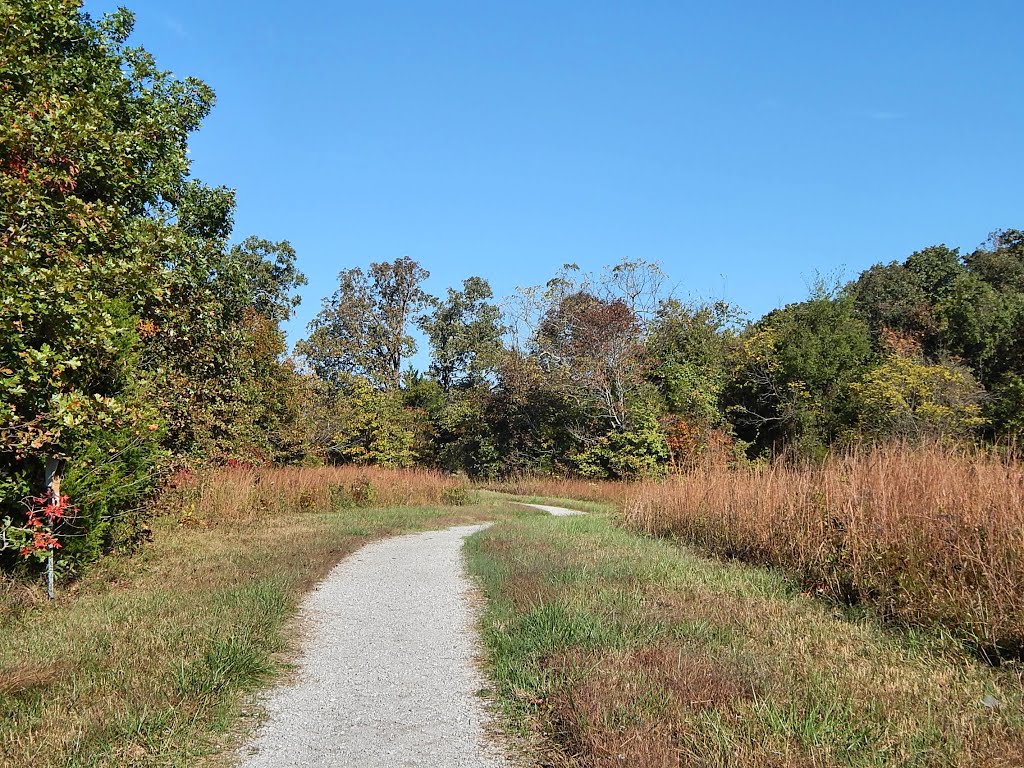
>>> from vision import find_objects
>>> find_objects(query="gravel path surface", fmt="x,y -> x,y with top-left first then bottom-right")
516,503 -> 585,517
238,524 -> 508,768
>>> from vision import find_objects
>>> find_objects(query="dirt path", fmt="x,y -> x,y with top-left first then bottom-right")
237,524 -> 508,768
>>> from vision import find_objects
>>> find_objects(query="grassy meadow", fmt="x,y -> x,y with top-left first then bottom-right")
3,447 -> 1023,768
486,444 -> 1024,659
0,466 -> 510,768
468,510 -> 1024,768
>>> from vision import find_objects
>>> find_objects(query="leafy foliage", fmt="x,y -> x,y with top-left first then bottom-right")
419,276 -> 504,391
299,257 -> 430,390
851,353 -> 985,440
1,3 -> 303,574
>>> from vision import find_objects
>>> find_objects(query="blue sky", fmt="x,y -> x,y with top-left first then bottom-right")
86,0 -> 1024,356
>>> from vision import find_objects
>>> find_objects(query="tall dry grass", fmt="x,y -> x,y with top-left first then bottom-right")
164,464 -> 469,524
623,444 -> 1024,657
484,475 -> 634,508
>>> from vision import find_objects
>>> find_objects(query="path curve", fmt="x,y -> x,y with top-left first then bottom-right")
238,524 -> 507,768
515,503 -> 585,517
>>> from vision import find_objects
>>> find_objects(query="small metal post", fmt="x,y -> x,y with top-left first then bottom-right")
44,457 -> 61,601
47,546 -> 54,600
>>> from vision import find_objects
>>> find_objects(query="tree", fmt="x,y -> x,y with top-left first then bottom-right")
904,245 -> 964,300
850,262 -> 938,347
965,229 -> 1024,293
646,299 -> 745,469
325,377 -> 423,467
494,260 -> 673,476
511,260 -> 668,430
648,299 -> 743,426
1,4 -> 216,565
1,5 -> 213,464
535,291 -> 647,431
728,283 -> 873,456
850,335 -> 986,441
418,276 -> 505,391
1,4 -> 306,570
299,257 -> 431,390
140,181 -> 305,459
488,356 -> 570,474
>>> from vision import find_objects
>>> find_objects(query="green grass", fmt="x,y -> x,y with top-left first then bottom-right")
0,500 -> 534,768
467,510 -> 1024,767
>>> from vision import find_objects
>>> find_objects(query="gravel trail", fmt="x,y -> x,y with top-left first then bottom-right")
516,503 -> 585,517
238,524 -> 508,768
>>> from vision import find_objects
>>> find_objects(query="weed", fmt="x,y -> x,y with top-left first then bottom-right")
442,486 -> 470,506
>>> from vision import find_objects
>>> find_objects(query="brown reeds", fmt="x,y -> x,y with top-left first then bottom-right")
623,443 -> 1024,656
165,464 -> 469,523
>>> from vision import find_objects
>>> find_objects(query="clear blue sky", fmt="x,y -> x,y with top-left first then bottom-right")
86,0 -> 1024,354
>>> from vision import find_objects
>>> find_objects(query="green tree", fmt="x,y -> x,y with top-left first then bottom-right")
570,403 -> 670,479
904,245 -> 964,300
646,299 -> 745,469
937,273 -> 1011,383
940,232 -> 1024,435
143,188 -> 305,459
647,299 -> 743,426
729,284 -> 873,456
0,4 -> 212,464
326,377 -> 422,467
0,3 -> 216,565
850,262 -> 937,346
418,276 -> 505,391
299,257 -> 431,390
848,245 -> 962,353
965,229 -> 1024,292
488,350 -> 586,475
1,3 -> 306,570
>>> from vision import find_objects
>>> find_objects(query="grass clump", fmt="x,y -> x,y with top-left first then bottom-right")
468,510 -> 1024,767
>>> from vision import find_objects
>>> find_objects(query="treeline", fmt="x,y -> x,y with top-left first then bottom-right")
3,3 -> 1023,574
292,234 -> 1022,478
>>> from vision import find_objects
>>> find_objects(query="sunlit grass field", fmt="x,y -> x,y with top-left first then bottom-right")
486,443 -> 1024,658
0,467 -> 509,768
468,510 -> 1024,767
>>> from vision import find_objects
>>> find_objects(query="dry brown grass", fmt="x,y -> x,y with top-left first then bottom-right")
545,645 -> 756,767
484,475 -> 633,509
623,443 -> 1024,656
165,463 -> 469,523
0,662 -> 67,698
